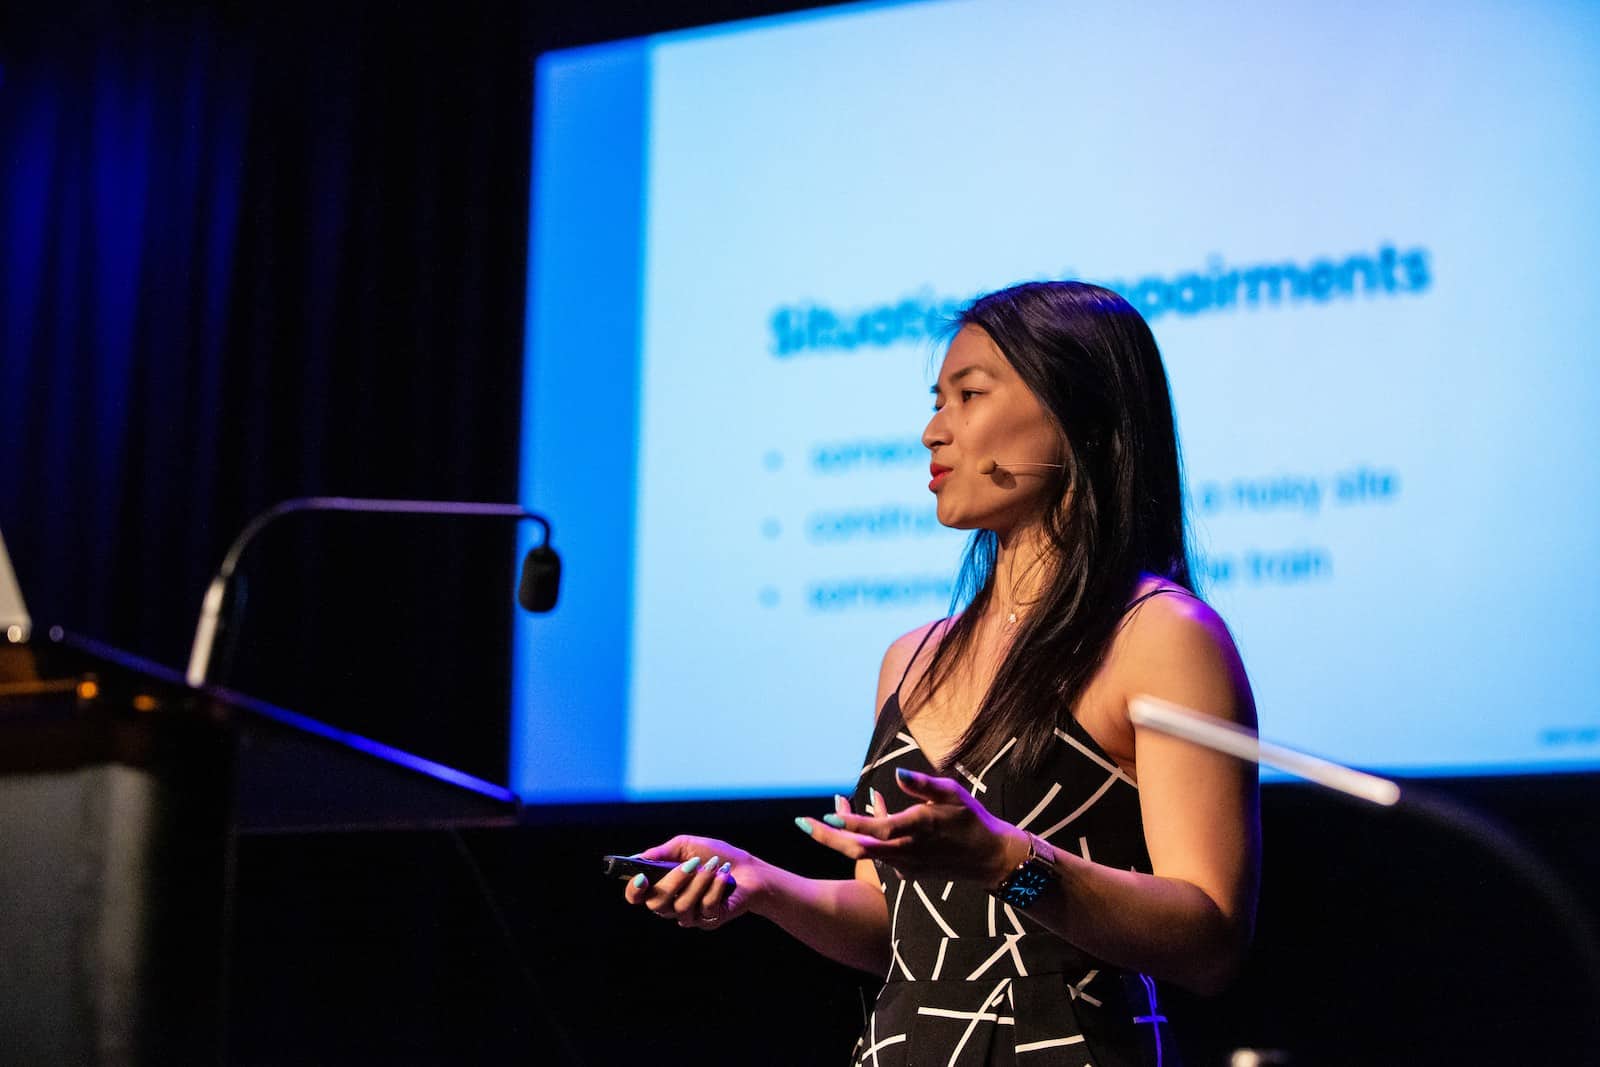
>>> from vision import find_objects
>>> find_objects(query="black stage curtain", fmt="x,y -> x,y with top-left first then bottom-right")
1,2 -> 540,780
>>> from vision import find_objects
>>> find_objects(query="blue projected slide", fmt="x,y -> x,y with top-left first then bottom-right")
512,0 -> 1600,802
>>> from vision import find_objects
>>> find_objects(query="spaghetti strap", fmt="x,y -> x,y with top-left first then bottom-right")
894,620 -> 946,701
1124,583 -> 1199,615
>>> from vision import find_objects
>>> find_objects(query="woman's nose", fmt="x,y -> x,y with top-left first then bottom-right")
922,409 -> 949,450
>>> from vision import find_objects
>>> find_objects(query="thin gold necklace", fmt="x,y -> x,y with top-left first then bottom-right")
997,555 -> 1039,631
998,574 -> 1032,630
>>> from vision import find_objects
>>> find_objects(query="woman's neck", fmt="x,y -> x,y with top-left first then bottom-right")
990,523 -> 1052,628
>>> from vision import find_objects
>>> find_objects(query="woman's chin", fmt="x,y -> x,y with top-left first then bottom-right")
935,500 -> 1008,534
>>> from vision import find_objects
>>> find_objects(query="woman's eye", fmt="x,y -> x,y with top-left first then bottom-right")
932,390 -> 979,412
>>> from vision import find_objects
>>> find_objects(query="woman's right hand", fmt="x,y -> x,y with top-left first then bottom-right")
622,835 -> 763,930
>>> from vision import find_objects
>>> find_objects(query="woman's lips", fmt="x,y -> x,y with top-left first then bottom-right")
929,465 -> 952,491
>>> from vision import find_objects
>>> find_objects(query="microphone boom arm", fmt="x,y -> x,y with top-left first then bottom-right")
1128,694 -> 1401,807
185,497 -> 553,687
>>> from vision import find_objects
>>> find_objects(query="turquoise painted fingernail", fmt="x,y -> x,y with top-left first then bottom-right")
718,862 -> 732,876
823,814 -> 846,828
680,856 -> 702,874
794,816 -> 814,835
706,855 -> 721,869
630,874 -> 646,889
834,793 -> 849,813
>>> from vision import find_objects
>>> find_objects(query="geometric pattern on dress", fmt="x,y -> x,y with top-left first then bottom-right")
848,636 -> 1177,1067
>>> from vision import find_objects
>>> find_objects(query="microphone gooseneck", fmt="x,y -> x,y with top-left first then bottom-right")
1128,693 -> 1600,1026
185,497 -> 558,687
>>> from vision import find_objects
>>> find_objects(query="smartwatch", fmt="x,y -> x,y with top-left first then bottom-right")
991,833 -> 1058,910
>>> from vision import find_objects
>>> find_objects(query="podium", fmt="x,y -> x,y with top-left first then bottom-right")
0,630 -> 518,1066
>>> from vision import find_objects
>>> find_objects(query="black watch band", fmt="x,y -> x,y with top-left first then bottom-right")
991,833 -> 1057,910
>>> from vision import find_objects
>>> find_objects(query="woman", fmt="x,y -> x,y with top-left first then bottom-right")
623,281 -> 1260,1066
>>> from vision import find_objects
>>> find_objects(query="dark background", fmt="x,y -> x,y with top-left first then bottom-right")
2,1 -> 1597,1063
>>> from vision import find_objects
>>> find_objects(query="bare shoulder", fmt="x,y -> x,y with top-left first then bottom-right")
874,619 -> 946,720
1111,583 -> 1256,730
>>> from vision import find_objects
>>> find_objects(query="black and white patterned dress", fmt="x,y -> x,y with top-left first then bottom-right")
849,626 -> 1180,1067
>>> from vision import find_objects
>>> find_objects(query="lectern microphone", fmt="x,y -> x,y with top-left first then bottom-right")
185,497 -> 558,687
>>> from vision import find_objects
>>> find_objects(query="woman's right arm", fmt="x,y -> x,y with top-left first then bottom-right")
749,858 -> 889,974
620,631 -> 930,975
621,836 -> 890,975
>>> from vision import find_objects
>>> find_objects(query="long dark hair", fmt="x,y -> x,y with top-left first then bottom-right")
906,280 -> 1193,777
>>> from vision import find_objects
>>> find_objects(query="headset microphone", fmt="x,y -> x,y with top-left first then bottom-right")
978,459 -> 1065,475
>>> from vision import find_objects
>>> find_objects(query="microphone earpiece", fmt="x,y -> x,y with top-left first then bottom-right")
978,459 -> 998,475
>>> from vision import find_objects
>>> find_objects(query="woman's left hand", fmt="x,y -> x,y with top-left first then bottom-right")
801,767 -> 1030,885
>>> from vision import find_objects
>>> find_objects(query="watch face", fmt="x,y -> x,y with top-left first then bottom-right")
999,860 -> 1053,908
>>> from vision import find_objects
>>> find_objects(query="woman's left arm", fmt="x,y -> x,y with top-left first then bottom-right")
807,599 -> 1261,996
